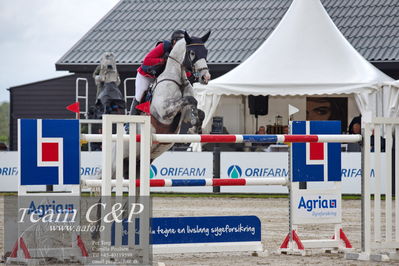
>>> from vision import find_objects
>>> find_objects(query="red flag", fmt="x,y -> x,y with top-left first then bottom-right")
135,101 -> 151,114
66,102 -> 80,114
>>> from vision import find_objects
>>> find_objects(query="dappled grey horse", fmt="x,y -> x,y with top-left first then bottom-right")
110,31 -> 211,178
120,31 -> 211,163
148,31 -> 211,159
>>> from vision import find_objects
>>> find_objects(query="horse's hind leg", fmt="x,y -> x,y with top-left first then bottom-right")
122,157 -> 140,180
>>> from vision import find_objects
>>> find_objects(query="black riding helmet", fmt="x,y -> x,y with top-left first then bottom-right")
171,30 -> 185,42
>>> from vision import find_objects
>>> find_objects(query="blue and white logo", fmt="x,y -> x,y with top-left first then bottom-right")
150,165 -> 157,179
151,165 -> 206,177
20,119 -> 80,186
227,165 -> 242,178
292,121 -> 341,182
227,165 -> 287,178
297,195 -> 337,212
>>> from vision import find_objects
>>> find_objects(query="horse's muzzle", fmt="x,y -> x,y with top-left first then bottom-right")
201,73 -> 211,84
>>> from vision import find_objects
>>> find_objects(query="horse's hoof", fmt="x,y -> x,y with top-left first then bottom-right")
187,127 -> 197,134
124,123 -> 130,133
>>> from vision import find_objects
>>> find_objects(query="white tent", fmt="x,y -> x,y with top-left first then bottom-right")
194,0 -> 399,129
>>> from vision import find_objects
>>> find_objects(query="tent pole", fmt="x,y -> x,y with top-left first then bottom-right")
256,116 -> 258,132
243,95 -> 248,134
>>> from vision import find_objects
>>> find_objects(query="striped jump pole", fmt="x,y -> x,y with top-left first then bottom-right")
82,177 -> 288,188
82,134 -> 362,143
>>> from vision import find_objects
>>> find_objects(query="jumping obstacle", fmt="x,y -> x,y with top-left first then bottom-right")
22,115 -> 399,261
10,119 -> 86,264
82,116 -> 362,256
345,117 -> 399,261
100,115 -> 151,263
12,117 -> 152,264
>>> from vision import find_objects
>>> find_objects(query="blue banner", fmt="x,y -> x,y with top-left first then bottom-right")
112,216 -> 261,245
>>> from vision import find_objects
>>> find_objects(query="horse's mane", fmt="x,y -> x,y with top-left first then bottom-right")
168,38 -> 186,64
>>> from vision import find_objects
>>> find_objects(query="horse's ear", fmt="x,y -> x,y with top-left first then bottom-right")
184,31 -> 192,45
201,30 -> 211,43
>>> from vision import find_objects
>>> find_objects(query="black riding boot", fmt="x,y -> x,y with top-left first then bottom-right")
129,98 -> 140,115
125,98 -> 140,132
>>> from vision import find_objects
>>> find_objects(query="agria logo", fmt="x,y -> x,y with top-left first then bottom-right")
227,165 -> 242,178
150,165 -> 157,179
297,195 -> 337,212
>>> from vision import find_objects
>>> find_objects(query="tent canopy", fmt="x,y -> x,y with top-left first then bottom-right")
194,0 -> 399,128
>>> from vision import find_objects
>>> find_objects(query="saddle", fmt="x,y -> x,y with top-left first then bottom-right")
140,82 -> 156,105
132,81 -> 157,116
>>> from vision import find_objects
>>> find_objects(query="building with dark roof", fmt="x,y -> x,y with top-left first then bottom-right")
9,0 -> 399,149
8,74 -> 94,149
56,0 -> 399,78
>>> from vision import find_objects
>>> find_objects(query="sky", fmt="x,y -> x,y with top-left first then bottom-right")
0,0 -> 119,103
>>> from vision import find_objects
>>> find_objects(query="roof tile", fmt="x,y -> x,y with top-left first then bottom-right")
56,0 -> 399,67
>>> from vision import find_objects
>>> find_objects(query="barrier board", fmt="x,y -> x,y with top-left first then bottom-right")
0,152 -> 388,194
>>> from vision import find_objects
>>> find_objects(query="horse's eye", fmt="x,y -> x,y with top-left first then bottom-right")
190,50 -> 195,57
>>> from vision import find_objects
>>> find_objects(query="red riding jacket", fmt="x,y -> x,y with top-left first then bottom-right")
137,41 -> 192,79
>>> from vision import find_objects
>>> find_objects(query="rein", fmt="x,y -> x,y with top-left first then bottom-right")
150,55 -> 190,93
157,78 -> 184,87
151,77 -> 190,102
167,55 -> 191,86
168,55 -> 183,66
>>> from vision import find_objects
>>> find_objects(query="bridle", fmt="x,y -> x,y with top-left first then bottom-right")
151,42 -> 209,92
184,43 -> 209,79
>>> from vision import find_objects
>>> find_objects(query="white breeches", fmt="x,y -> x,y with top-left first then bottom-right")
135,73 -> 154,102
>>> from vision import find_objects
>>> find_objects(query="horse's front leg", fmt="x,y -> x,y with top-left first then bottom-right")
196,108 -> 205,134
181,102 -> 205,134
179,75 -> 204,133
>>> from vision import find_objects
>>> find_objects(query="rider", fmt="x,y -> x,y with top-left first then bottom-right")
130,29 -> 192,115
